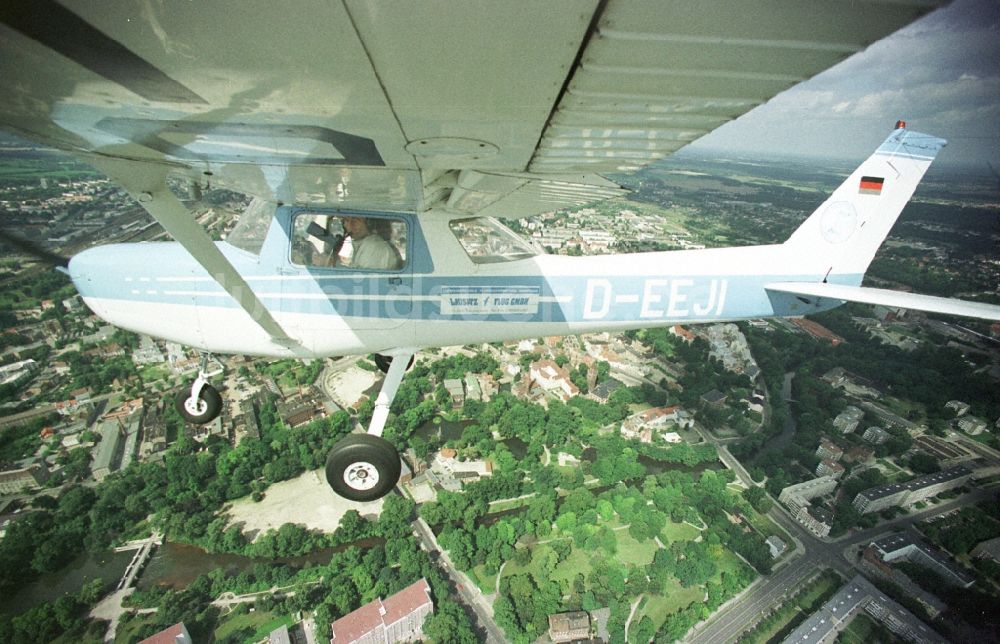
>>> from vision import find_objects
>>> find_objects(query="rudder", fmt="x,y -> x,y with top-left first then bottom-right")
783,123 -> 946,283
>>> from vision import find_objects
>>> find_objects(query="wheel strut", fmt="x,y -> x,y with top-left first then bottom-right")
324,349 -> 415,502
175,352 -> 224,424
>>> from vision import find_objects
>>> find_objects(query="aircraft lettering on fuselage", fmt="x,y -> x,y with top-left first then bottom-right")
583,278 -> 728,320
439,286 -> 541,316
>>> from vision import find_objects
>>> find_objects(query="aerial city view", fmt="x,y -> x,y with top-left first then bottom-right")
1,1 -> 1000,644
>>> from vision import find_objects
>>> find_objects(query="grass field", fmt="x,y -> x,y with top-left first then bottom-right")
115,614 -> 159,644
637,583 -> 705,631
214,610 -> 293,642
746,512 -> 792,541
487,495 -> 534,513
713,550 -> 749,580
139,363 -> 172,385
661,519 -> 701,543
469,564 -> 499,593
549,547 -> 594,588
615,531 -> 658,567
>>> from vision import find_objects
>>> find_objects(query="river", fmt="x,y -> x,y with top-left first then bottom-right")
137,537 -> 383,591
5,549 -> 133,616
758,371 -> 797,454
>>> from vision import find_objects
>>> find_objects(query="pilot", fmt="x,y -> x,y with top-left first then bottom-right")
320,216 -> 399,270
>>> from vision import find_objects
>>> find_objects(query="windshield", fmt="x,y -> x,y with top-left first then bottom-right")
225,197 -> 273,255
449,217 -> 540,264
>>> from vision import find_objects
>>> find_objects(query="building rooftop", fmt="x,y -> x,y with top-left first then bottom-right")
92,419 -> 122,473
548,611 -> 590,638
382,578 -> 433,626
139,622 -> 191,644
268,625 -> 291,644
330,578 -> 432,643
972,536 -> 1000,563
858,466 -> 971,501
871,532 -> 975,587
781,575 -> 946,644
700,389 -> 727,405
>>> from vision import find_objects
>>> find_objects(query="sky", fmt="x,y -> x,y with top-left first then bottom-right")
688,0 -> 1000,170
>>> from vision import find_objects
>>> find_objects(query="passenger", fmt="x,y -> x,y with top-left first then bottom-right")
337,216 -> 399,270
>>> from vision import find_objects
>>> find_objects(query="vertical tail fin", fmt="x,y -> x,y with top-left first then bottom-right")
783,123 -> 946,283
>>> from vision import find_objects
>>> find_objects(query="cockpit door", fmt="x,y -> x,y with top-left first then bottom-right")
280,210 -> 413,351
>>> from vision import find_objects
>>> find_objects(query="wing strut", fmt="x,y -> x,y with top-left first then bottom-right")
88,156 -> 304,354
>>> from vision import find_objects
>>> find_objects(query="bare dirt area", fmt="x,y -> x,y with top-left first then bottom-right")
325,365 -> 379,408
226,469 -> 384,537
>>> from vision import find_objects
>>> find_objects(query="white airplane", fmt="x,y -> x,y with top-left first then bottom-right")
1,1 -> 997,501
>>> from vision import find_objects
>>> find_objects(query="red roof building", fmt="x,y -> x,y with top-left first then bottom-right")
139,623 -> 192,644
670,325 -> 695,343
330,578 -> 434,644
789,318 -> 844,346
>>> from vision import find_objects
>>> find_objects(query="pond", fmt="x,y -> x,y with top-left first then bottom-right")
137,537 -> 383,590
413,418 -> 469,443
412,417 -> 528,460
5,549 -> 133,616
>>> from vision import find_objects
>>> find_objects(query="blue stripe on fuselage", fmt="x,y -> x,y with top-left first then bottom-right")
74,259 -> 861,324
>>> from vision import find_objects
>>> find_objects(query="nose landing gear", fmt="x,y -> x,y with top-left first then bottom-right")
175,352 -> 223,424
324,350 -> 413,502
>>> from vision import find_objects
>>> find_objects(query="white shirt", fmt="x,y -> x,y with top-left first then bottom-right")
351,234 -> 399,270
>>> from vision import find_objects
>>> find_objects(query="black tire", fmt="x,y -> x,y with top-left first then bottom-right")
373,353 -> 415,374
325,434 -> 401,502
174,383 -> 222,424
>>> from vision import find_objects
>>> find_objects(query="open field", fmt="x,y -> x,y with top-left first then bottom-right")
214,609 -> 293,642
661,519 -> 701,542
615,531 -> 658,567
638,583 -> 705,631
226,468 -> 383,537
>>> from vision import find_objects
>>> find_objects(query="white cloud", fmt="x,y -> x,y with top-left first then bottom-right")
688,0 -> 1000,166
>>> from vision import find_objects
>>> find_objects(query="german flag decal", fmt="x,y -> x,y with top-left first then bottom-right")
859,176 -> 884,195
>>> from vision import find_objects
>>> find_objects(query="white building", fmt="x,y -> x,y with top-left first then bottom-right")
833,406 -> 864,434
529,359 -> 579,401
957,416 -> 987,436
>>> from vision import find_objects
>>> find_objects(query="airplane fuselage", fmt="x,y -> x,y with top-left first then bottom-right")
68,207 -> 851,358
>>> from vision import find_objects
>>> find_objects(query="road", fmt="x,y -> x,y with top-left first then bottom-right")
411,517 -> 507,644
0,391 -> 116,428
687,486 -> 994,643
686,368 -> 997,643
688,556 -> 819,644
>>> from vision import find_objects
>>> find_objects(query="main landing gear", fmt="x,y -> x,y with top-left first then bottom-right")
325,350 -> 414,502
175,352 -> 223,424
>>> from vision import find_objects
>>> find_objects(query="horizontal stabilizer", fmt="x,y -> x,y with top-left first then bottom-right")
765,282 -> 1000,322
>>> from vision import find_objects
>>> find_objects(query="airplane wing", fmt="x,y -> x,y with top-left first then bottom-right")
0,0 -> 944,218
0,2 -> 949,348
765,282 -> 1000,322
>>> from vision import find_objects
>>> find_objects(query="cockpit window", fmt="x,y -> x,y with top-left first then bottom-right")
225,197 -> 273,255
449,217 -> 540,264
291,213 -> 406,271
